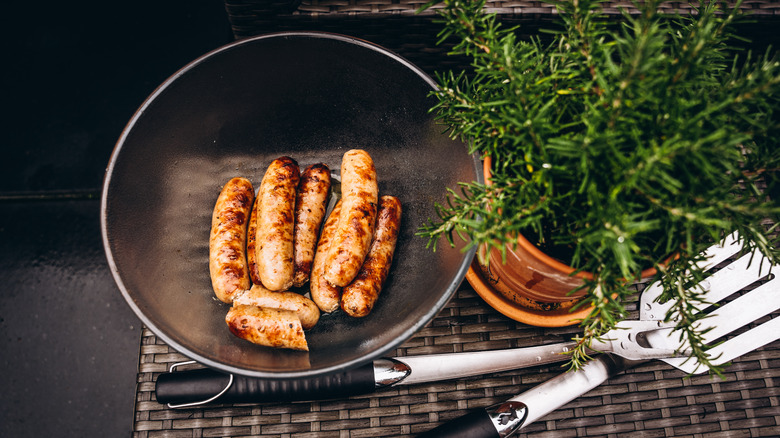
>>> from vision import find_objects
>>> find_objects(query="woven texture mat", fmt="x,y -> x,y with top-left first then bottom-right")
223,0 -> 780,78
225,0 -> 780,20
133,277 -> 780,437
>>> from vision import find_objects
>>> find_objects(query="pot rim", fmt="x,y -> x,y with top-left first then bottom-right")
482,156 -> 658,280
466,260 -> 592,327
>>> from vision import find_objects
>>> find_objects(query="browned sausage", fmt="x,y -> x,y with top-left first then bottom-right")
292,163 -> 331,287
255,156 -> 300,291
209,177 -> 255,303
341,196 -> 402,317
233,284 -> 320,329
322,150 -> 378,287
310,200 -> 343,312
225,304 -> 308,351
246,195 -> 261,285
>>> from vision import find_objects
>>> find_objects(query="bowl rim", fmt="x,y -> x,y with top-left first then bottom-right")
100,31 -> 479,378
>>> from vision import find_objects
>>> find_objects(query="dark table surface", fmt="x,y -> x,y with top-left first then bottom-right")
0,1 -> 232,436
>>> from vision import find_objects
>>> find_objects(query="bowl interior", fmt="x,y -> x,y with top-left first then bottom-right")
101,32 -> 480,378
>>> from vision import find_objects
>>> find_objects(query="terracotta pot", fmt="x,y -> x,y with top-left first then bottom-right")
467,259 -> 590,327
467,157 -> 657,327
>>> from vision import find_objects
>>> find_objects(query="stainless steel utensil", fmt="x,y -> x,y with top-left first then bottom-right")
419,235 -> 780,437
157,234 -> 778,409
155,317 -> 684,407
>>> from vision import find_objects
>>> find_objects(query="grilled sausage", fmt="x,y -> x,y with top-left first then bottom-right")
209,177 -> 255,303
322,150 -> 379,287
226,304 -> 308,351
292,163 -> 331,287
255,156 -> 300,291
233,284 -> 320,329
341,196 -> 402,317
310,200 -> 343,312
246,196 -> 261,285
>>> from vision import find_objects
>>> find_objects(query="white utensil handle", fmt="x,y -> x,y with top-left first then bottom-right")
506,354 -> 634,427
419,355 -> 639,437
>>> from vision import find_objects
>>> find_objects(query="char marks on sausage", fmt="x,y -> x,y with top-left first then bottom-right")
341,195 -> 402,317
322,150 -> 379,287
310,200 -> 343,312
255,156 -> 300,291
292,163 -> 331,287
226,305 -> 308,351
233,284 -> 320,329
209,177 -> 255,303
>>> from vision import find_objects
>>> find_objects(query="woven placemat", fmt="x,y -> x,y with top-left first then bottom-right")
223,0 -> 780,78
132,277 -> 780,437
226,0 -> 780,20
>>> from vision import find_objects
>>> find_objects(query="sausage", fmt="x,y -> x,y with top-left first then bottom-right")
310,200 -> 343,312
209,177 -> 255,303
246,196 -> 261,285
292,163 -> 331,287
255,156 -> 300,291
226,304 -> 308,351
322,150 -> 379,287
233,284 -> 320,329
341,196 -> 402,317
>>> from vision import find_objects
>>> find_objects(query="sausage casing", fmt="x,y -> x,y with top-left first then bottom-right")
209,177 -> 255,303
322,150 -> 378,287
292,163 -> 331,287
341,196 -> 402,317
310,200 -> 343,312
233,284 -> 320,329
246,196 -> 261,285
255,156 -> 300,291
226,305 -> 308,351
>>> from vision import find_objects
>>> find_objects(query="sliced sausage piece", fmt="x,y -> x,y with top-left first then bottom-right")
226,304 -> 308,351
246,195 -> 261,285
255,156 -> 300,291
233,284 -> 320,329
341,196 -> 402,317
310,200 -> 343,312
209,177 -> 254,303
292,163 -> 331,287
323,150 -> 378,287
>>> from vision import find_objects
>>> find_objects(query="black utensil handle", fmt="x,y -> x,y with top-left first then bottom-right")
155,362 -> 377,406
417,409 -> 500,438
417,355 -> 637,437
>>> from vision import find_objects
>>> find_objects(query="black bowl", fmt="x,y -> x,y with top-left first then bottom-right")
101,32 -> 480,378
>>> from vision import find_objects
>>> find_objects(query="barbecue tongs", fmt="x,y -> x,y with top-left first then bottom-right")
157,233 -> 780,418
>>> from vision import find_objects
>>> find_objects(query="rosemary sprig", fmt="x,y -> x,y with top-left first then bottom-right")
418,0 -> 780,373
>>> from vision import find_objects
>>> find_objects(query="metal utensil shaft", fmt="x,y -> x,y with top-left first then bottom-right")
392,342 -> 577,386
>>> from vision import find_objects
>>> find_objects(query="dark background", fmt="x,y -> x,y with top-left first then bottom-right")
0,1 -> 233,436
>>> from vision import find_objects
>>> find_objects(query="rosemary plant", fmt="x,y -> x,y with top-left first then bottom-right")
418,0 -> 780,373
